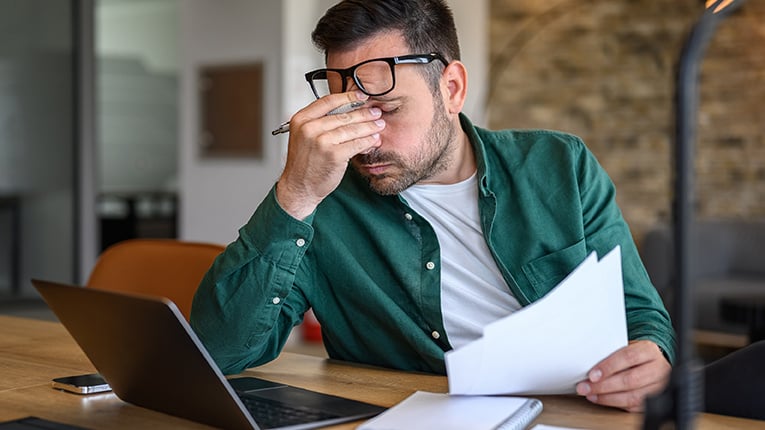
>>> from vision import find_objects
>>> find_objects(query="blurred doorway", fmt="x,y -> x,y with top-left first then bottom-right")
95,0 -> 179,251
0,0 -> 79,298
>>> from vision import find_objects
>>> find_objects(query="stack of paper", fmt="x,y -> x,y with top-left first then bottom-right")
445,246 -> 628,395
358,391 -> 542,430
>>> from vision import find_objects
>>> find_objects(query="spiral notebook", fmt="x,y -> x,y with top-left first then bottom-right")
358,391 -> 542,430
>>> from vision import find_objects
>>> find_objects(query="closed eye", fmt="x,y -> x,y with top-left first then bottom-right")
382,105 -> 401,115
375,102 -> 402,115
369,96 -> 404,115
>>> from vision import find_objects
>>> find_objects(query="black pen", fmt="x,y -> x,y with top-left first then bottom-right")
271,100 -> 367,136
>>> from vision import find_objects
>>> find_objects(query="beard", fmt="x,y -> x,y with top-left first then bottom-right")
350,95 -> 457,196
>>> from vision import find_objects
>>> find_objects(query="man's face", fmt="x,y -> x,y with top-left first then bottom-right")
327,32 -> 457,195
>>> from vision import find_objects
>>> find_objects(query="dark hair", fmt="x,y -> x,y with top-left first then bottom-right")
311,0 -> 461,91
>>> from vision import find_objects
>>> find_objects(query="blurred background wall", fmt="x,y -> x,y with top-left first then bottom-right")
487,0 -> 765,245
1,0 -> 762,297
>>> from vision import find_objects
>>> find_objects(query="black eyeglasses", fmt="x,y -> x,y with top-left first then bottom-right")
304,52 -> 448,99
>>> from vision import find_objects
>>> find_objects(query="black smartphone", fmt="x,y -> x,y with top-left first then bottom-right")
51,373 -> 112,394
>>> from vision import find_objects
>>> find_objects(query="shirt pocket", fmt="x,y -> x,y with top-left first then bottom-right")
521,239 -> 587,301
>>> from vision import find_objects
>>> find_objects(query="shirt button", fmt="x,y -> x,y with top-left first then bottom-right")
404,213 -> 413,221
425,261 -> 436,270
431,331 -> 441,339
272,297 -> 281,305
295,238 -> 306,247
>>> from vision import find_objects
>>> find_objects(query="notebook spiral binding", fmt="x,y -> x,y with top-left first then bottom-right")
495,398 -> 544,430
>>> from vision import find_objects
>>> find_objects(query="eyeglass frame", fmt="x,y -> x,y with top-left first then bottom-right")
304,52 -> 448,99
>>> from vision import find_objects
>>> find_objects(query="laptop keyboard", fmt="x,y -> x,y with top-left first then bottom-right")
239,394 -> 340,429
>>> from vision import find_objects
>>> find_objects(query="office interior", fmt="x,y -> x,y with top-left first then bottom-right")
1,0 -> 764,362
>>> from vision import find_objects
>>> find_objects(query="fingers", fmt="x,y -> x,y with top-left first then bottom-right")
576,363 -> 667,411
576,340 -> 671,412
291,91 -> 369,133
582,380 -> 666,412
308,91 -> 369,117
290,92 -> 385,156
590,340 -> 661,383
304,106 -> 385,152
275,92 -> 385,219
589,351 -> 664,393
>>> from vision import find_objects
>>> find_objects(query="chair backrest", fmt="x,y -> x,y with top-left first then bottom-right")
641,219 -> 765,290
704,340 -> 765,420
87,239 -> 225,321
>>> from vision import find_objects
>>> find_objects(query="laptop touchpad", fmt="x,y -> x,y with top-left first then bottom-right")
247,386 -> 377,414
228,377 -> 287,392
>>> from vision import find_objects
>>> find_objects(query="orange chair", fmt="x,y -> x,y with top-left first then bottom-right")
86,239 -> 225,321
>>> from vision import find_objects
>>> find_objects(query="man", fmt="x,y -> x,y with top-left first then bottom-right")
190,0 -> 675,413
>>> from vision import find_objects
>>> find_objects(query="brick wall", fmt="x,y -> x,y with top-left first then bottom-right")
487,0 -> 765,246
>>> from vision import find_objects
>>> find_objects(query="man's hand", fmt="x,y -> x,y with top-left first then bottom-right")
575,340 -> 671,412
276,91 -> 386,220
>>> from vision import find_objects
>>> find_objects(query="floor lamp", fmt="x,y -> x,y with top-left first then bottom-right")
642,1 -> 745,429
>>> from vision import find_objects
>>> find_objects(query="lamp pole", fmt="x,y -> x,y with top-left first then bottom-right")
642,1 -> 745,429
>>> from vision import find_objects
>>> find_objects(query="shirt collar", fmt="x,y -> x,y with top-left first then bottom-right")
458,113 -> 492,197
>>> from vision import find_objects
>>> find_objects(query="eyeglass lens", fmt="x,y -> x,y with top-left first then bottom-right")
310,60 -> 394,98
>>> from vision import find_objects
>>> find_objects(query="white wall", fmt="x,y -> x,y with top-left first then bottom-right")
450,0 -> 488,126
96,1 -> 180,195
97,0 -> 179,74
179,0 -> 284,244
179,0 -> 488,245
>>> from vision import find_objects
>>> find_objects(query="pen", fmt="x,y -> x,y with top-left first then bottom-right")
271,100 -> 367,136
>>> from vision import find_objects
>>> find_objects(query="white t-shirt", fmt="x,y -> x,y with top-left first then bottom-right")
401,173 -> 521,349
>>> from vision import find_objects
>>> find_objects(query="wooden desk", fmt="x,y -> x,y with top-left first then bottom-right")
0,315 -> 762,429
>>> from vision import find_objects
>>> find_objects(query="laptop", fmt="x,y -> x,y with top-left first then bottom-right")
31,279 -> 386,430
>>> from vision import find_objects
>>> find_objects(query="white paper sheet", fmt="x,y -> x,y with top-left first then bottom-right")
358,391 -> 542,430
445,246 -> 628,395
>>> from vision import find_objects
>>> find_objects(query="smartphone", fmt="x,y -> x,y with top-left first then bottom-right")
51,373 -> 112,394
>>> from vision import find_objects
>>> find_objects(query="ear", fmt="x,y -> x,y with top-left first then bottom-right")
440,60 -> 468,115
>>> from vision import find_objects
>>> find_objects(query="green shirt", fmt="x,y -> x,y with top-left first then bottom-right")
190,114 -> 676,375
